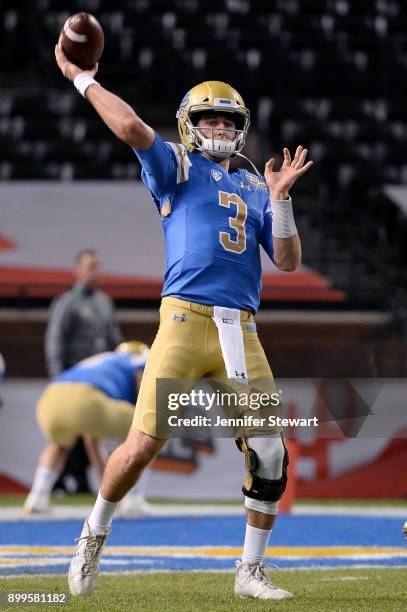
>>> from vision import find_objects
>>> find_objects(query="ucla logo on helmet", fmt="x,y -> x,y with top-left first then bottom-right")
179,92 -> 189,109
211,168 -> 223,181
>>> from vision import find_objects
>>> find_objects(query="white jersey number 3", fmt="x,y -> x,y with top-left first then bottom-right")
218,191 -> 247,254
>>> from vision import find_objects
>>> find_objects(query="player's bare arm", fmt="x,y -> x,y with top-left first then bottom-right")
272,234 -> 301,272
54,40 -> 154,149
265,146 -> 313,272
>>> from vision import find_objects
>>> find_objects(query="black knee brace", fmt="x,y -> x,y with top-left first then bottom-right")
236,437 -> 289,502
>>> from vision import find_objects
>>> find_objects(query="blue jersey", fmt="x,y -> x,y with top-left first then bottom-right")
56,352 -> 147,404
134,133 -> 274,313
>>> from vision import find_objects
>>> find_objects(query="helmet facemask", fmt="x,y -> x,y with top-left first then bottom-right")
186,109 -> 247,158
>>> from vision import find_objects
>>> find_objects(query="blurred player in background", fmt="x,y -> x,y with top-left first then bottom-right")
45,248 -> 123,494
24,341 -> 152,516
55,38 -> 312,601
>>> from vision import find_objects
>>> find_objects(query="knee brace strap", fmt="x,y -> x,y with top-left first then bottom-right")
236,437 -> 289,502
242,471 -> 287,502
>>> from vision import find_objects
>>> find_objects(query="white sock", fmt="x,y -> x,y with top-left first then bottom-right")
88,492 -> 119,535
31,466 -> 58,494
241,524 -> 272,565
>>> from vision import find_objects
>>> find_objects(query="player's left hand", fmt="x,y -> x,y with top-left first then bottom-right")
264,146 -> 313,200
55,37 -> 98,82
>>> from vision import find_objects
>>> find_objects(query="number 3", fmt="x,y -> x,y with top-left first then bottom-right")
218,191 -> 247,254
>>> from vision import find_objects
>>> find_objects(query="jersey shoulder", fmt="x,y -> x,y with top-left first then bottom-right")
165,141 -> 192,184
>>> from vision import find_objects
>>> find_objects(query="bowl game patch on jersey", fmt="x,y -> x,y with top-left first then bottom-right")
245,171 -> 268,190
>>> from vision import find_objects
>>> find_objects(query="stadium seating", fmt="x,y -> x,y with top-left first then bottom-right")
1,0 -> 406,305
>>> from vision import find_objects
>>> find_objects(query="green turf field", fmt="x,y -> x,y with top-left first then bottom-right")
1,569 -> 406,611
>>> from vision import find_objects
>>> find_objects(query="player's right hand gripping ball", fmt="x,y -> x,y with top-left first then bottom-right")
60,12 -> 104,70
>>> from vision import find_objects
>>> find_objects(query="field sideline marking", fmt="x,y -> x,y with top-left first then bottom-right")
0,504 -> 406,521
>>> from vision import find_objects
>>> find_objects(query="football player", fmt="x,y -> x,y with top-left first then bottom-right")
55,39 -> 312,601
23,341 -> 152,516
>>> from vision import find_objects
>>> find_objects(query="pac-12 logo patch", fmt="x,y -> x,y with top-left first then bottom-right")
211,168 -> 223,181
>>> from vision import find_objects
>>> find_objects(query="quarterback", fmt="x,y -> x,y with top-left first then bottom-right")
55,38 -> 312,601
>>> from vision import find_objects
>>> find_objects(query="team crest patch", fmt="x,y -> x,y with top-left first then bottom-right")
172,313 -> 187,322
246,321 -> 257,332
211,169 -> 223,181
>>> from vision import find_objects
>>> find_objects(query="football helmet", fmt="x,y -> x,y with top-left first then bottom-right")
176,81 -> 250,157
116,340 -> 150,357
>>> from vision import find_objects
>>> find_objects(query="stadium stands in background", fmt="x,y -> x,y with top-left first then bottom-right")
1,1 -> 406,306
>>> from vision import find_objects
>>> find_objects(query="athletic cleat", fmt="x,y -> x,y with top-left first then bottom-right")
23,491 -> 50,514
116,493 -> 156,518
234,560 -> 293,600
68,520 -> 111,596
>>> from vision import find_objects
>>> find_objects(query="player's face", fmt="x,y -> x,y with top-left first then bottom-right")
196,114 -> 237,141
75,254 -> 101,289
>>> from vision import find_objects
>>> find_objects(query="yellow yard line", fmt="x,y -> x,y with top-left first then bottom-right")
0,558 -> 70,566
0,545 -> 406,558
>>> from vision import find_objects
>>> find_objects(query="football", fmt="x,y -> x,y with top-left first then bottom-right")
60,12 -> 104,70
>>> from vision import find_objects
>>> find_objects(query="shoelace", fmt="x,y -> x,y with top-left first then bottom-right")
75,534 -> 105,575
245,563 -> 280,590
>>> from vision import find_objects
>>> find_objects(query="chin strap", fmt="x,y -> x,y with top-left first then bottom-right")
234,151 -> 262,178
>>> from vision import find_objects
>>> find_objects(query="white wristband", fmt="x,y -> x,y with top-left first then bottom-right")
73,72 -> 100,98
270,196 -> 297,238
